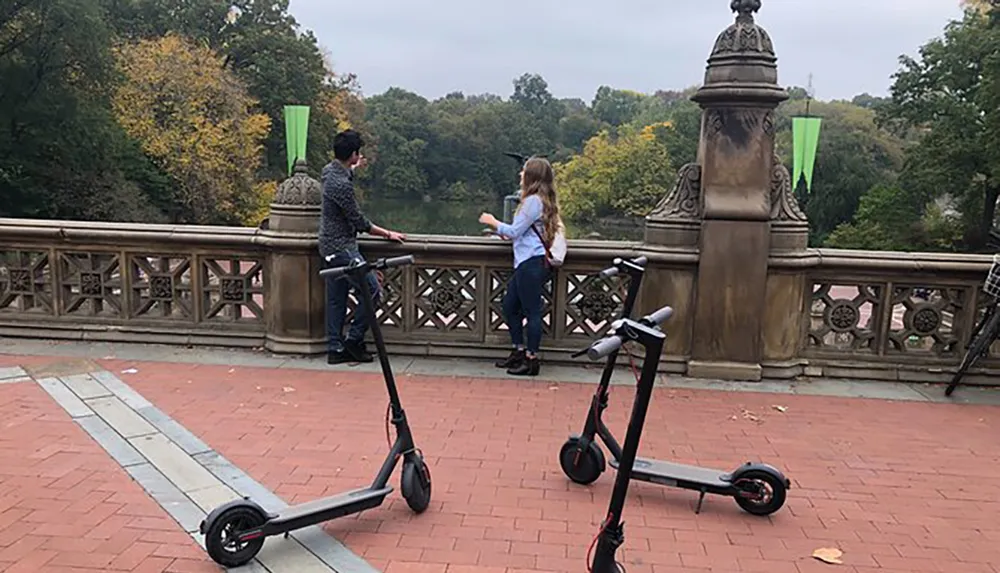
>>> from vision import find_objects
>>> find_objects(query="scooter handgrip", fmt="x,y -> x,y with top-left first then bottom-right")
599,265 -> 620,278
587,335 -> 623,361
384,254 -> 415,268
643,305 -> 674,327
631,255 -> 648,266
318,265 -> 349,279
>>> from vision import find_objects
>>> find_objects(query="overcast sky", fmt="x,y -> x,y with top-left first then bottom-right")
288,0 -> 964,103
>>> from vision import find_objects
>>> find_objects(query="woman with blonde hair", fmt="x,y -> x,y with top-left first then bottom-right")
479,156 -> 562,376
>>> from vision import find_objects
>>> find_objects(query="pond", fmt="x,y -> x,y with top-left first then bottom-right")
359,196 -> 644,241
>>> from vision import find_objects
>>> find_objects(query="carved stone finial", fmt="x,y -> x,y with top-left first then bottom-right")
272,159 -> 321,206
769,155 -> 807,222
647,163 -> 702,221
731,0 -> 761,21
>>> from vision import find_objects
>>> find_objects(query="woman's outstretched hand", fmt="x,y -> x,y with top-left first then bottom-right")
479,212 -> 499,228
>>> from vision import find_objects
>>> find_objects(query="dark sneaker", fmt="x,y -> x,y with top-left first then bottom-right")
327,350 -> 354,365
344,340 -> 374,363
495,348 -> 525,369
507,356 -> 540,377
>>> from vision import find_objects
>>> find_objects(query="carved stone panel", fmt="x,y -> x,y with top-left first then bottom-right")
59,252 -> 123,318
647,163 -> 701,221
200,257 -> 264,322
886,285 -> 963,356
129,255 -> 194,320
769,155 -> 807,222
0,249 -> 53,315
564,272 -> 630,338
808,283 -> 882,353
413,267 -> 477,333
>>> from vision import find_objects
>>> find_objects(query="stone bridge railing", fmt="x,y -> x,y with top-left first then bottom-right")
0,217 -> 996,385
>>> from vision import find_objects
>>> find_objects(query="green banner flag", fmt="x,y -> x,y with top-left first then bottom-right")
792,116 -> 822,193
283,105 -> 311,175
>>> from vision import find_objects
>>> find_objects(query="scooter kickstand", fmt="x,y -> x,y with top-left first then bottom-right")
695,489 -> 706,514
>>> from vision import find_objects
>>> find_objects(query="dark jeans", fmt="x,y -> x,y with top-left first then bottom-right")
502,255 -> 548,354
324,248 -> 381,352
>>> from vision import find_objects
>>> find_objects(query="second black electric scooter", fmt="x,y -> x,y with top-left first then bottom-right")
583,306 -> 673,573
559,255 -> 790,516
200,254 -> 432,567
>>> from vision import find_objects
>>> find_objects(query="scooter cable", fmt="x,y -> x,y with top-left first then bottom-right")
586,511 -> 628,572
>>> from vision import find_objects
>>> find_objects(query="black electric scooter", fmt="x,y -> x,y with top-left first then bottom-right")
560,255 -> 789,516
200,254 -> 432,567
582,306 -> 674,573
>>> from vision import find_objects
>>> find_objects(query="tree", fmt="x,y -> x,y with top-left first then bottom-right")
0,0 -> 169,221
591,86 -> 645,127
879,7 -> 1000,249
774,99 -> 905,245
107,0 -> 332,179
111,33 -> 273,225
826,184 -> 963,251
555,123 -> 677,223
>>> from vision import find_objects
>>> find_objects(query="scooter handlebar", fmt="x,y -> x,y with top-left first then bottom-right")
599,255 -> 649,278
319,254 -> 416,280
318,265 -> 349,280
642,305 -> 674,327
383,255 -> 415,268
586,334 -> 624,361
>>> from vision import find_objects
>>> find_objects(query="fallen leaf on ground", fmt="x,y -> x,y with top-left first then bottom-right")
811,547 -> 843,564
741,408 -> 762,423
121,368 -> 138,374
772,405 -> 788,413
282,386 -> 295,393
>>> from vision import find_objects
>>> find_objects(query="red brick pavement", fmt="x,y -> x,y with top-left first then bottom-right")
96,357 -> 1000,573
0,356 -> 219,573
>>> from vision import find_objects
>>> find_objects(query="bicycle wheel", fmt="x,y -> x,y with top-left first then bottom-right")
946,305 -> 1000,396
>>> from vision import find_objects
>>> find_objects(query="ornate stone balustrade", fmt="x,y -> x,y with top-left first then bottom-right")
1,217 -> 997,384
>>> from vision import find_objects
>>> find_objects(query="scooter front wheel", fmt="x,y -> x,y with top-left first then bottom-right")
732,469 -> 787,516
204,505 -> 266,567
401,455 -> 432,514
559,437 -> 605,485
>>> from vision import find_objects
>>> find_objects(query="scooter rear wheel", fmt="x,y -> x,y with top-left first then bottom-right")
204,505 -> 266,567
559,437 -> 605,485
732,469 -> 787,516
401,456 -> 432,514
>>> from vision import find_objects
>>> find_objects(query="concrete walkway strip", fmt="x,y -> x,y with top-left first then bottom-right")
28,364 -> 380,573
0,365 -> 31,384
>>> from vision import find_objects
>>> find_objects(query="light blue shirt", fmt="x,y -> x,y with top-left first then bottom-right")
496,195 -> 546,269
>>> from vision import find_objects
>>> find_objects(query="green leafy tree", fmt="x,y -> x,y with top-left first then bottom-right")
774,100 -> 905,244
0,0 -> 169,221
107,0 -> 331,179
556,123 -> 677,223
879,6 -> 1000,249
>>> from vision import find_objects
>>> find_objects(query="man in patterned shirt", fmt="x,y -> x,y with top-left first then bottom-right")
320,129 -> 407,364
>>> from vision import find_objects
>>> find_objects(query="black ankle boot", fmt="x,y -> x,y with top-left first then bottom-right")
507,355 -> 540,376
495,348 -> 525,369
344,340 -> 374,363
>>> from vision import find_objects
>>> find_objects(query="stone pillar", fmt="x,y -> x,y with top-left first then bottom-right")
262,159 -> 327,354
684,0 -> 789,381
762,154 -> 811,376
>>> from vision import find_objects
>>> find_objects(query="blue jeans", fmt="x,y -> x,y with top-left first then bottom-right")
324,249 -> 381,352
502,255 -> 548,354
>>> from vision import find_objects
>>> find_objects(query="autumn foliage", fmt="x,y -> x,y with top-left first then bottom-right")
111,33 -> 274,225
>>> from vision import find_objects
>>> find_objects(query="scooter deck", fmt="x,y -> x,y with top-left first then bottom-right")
610,457 -> 731,488
269,486 -> 393,531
